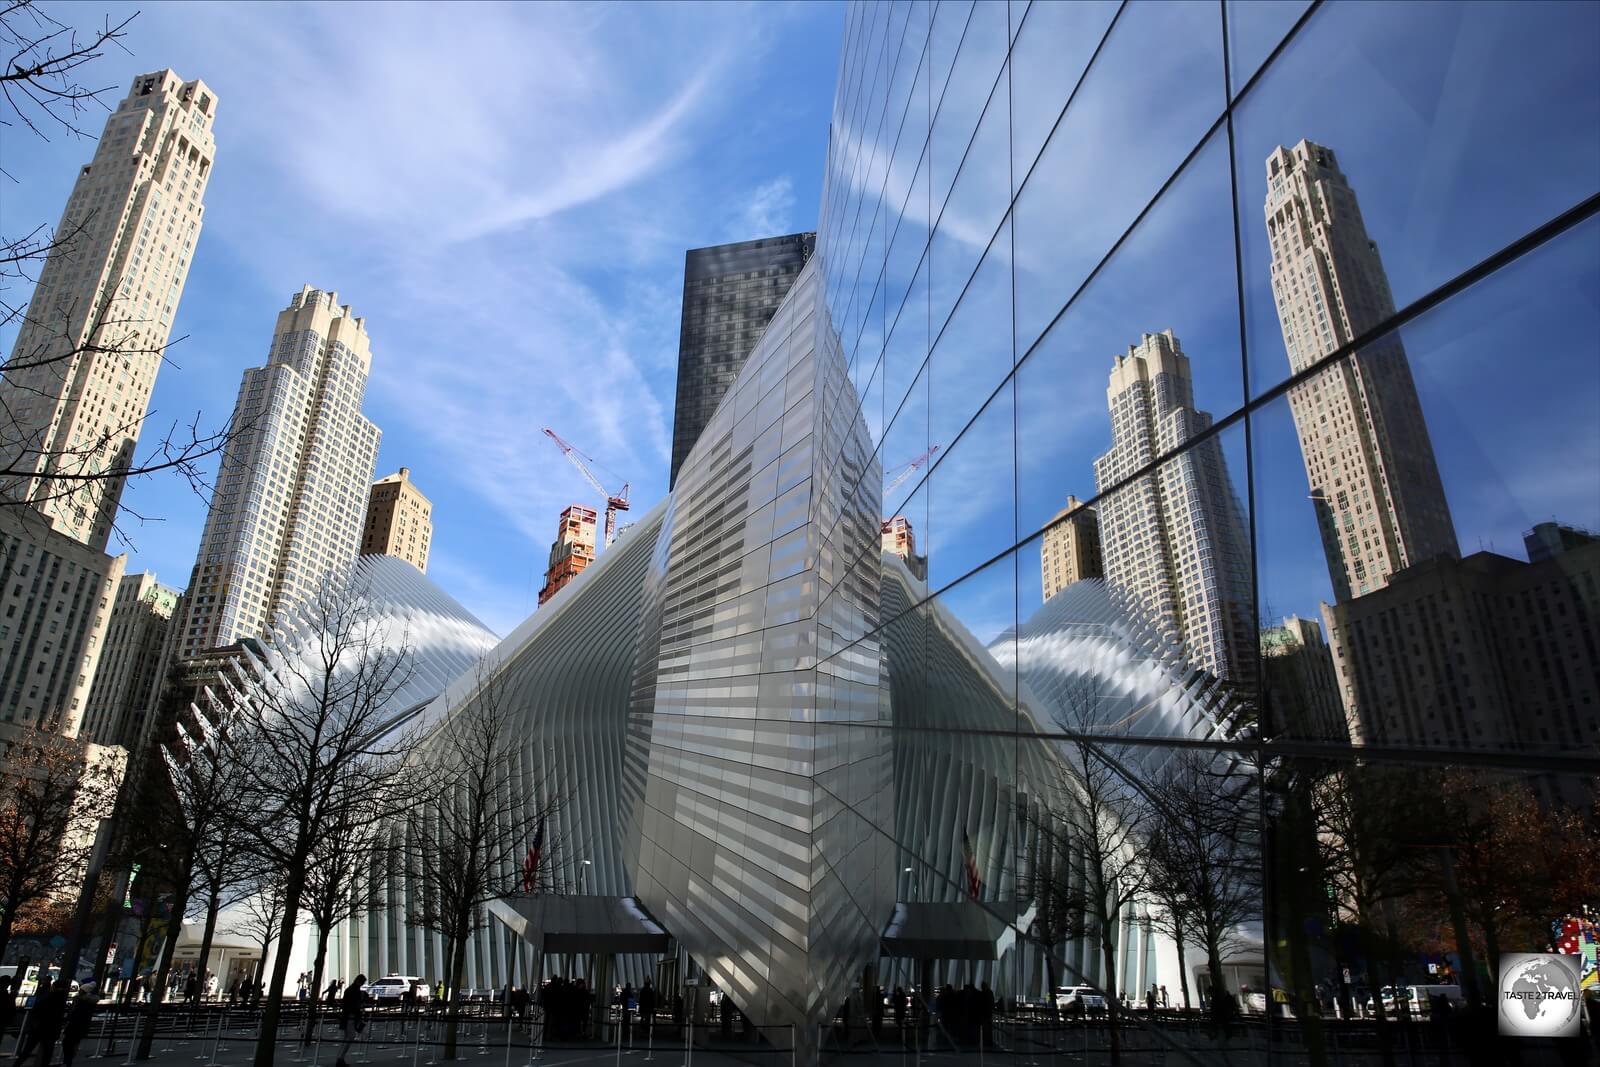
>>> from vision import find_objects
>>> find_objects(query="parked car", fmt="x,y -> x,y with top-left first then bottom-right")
1055,986 -> 1107,1017
362,975 -> 431,1003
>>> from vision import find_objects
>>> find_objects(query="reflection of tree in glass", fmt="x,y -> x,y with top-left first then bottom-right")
1145,749 -> 1260,1016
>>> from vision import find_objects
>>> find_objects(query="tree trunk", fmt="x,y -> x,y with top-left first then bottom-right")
1173,919 -> 1191,1010
302,925 -> 331,1047
136,867 -> 193,1059
252,860 -> 309,1067
444,925 -> 470,1060
194,885 -> 223,1001
0,909 -> 16,967
1205,937 -> 1228,1035
1099,922 -> 1121,1066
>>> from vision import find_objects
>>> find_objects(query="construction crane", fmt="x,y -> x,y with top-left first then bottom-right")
542,428 -> 631,548
884,444 -> 940,494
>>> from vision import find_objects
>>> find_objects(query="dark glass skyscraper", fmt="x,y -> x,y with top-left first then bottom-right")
669,232 -> 815,486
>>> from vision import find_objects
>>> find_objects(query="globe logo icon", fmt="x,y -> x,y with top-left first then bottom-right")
1498,952 -> 1582,1038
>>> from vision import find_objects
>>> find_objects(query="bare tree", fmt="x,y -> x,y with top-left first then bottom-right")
0,2 -> 238,539
404,664 -> 560,1060
131,681 -> 255,1059
1039,677 -> 1153,1066
224,867 -> 287,993
1015,794 -> 1090,1001
224,578 -> 417,1067
0,731 -> 119,963
1145,749 -> 1260,1020
297,773 -> 410,1043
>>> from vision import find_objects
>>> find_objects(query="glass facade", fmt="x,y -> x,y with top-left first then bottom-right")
816,0 -> 1600,1061
670,232 -> 819,487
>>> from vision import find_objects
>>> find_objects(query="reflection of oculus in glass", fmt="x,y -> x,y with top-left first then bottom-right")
1497,952 -> 1582,1038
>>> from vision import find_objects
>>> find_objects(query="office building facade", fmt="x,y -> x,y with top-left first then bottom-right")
0,70 -> 216,552
361,467 -> 432,573
669,232 -> 816,486
80,571 -> 179,748
0,510 -> 124,737
177,287 -> 381,657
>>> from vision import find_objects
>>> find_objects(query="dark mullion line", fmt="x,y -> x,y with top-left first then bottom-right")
810,716 -> 1600,778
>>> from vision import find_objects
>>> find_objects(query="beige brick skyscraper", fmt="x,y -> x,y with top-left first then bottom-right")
176,287 -> 380,657
1040,495 -> 1101,602
0,71 -> 216,551
1264,140 -> 1457,601
361,467 -> 432,573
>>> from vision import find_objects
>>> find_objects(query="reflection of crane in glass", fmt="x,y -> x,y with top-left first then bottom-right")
541,428 -> 630,548
883,444 -> 940,494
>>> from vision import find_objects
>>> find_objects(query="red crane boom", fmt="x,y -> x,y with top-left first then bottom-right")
542,428 -> 631,548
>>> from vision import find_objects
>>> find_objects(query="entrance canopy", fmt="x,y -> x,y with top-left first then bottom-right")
880,902 -> 1026,961
489,895 -> 671,955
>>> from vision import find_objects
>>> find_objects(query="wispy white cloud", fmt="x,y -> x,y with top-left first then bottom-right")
737,176 -> 797,239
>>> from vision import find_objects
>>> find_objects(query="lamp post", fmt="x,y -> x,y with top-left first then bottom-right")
580,860 -> 592,895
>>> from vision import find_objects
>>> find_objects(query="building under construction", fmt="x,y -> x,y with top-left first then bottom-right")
538,504 -> 598,605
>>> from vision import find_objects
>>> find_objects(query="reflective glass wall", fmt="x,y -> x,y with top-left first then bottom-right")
813,1 -> 1599,1062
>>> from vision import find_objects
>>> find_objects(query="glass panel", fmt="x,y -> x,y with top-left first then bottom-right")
1251,212 -> 1600,753
1017,418 -> 1255,742
929,0 -> 1007,221
1224,0 -> 1310,97
882,263 -> 929,462
926,378 -> 1016,593
881,140 -> 928,336
1235,0 -> 1600,399
929,219 -> 1012,458
929,60 -> 1010,337
1009,0 -> 1119,196
1016,131 -> 1244,546
1012,0 -> 1226,355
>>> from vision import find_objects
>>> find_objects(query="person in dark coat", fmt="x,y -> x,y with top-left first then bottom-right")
335,975 -> 369,1067
60,982 -> 99,1067
636,980 -> 657,1045
0,977 -> 14,1041
14,979 -> 68,1067
184,974 -> 198,1005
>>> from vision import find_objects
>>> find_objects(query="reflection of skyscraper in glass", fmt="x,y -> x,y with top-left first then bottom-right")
1093,330 -> 1254,687
1040,496 -> 1102,603
1264,140 -> 1457,602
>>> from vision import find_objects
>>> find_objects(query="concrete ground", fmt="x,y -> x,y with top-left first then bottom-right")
16,1005 -> 1591,1067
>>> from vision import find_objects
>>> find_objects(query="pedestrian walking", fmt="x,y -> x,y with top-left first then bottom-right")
637,979 -> 657,1045
1159,985 -> 1169,1009
184,974 -> 199,1005
60,982 -> 98,1067
326,978 -> 341,1004
13,978 -> 67,1067
335,975 -> 369,1067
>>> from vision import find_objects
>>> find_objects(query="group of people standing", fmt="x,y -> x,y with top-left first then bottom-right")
2,975 -> 101,1067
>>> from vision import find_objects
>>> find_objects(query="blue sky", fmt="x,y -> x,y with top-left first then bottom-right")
4,1 -> 842,635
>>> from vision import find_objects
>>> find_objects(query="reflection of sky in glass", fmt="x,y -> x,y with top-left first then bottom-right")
820,0 -> 1598,640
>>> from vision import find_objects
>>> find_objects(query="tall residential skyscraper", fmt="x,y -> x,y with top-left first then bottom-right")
177,287 -> 381,657
1265,140 -> 1457,601
1093,330 -> 1254,686
1040,495 -> 1102,602
0,70 -> 216,552
361,467 -> 432,573
80,571 -> 179,748
538,504 -> 597,605
670,232 -> 816,486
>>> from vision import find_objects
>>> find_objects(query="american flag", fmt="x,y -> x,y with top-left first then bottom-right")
522,818 -> 545,894
961,830 -> 982,900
